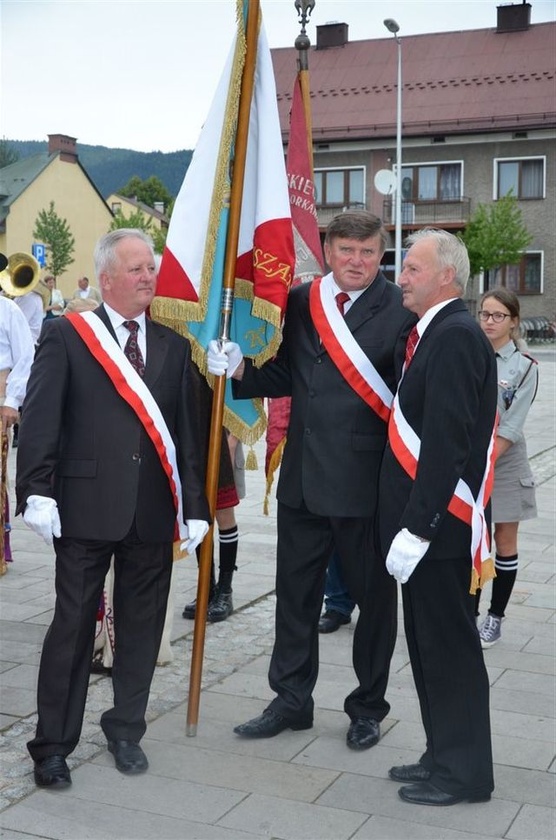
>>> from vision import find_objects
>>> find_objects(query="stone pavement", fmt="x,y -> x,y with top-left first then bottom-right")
0,349 -> 554,840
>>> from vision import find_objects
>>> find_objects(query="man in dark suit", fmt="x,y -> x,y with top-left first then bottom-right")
379,228 -> 497,806
208,211 -> 415,748
16,229 -> 210,790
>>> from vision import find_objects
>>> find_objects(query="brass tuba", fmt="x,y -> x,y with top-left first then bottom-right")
0,252 -> 52,310
0,252 -> 41,297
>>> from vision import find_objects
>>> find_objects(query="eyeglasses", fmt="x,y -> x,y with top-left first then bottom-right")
478,311 -> 511,323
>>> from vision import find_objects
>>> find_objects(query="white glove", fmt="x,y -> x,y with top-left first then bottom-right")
207,339 -> 243,378
180,519 -> 210,557
23,495 -> 62,545
386,528 -> 430,584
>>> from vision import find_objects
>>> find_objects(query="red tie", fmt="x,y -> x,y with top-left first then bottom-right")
404,326 -> 419,368
123,320 -> 145,377
335,292 -> 351,316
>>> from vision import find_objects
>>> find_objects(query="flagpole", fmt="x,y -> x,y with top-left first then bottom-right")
186,0 -> 261,737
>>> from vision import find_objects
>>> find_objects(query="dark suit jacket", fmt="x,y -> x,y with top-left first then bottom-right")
16,305 -> 209,542
234,272 -> 415,518
379,299 -> 497,559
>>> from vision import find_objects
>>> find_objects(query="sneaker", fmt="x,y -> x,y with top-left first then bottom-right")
479,614 -> 502,648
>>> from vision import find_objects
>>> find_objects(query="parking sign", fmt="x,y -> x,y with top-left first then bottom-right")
32,243 -> 46,267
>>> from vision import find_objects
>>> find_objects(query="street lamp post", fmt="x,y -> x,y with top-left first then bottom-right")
384,18 -> 402,279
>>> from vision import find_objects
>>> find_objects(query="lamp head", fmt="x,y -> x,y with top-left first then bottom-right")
384,18 -> 400,34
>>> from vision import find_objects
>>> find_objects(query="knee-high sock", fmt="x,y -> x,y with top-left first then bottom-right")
217,525 -> 238,591
195,544 -> 216,597
489,553 -> 518,618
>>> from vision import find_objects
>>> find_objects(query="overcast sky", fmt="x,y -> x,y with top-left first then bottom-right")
2,0 -> 554,152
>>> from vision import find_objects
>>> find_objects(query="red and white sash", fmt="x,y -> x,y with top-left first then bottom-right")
388,391 -> 497,592
309,276 -> 393,422
65,311 -> 187,540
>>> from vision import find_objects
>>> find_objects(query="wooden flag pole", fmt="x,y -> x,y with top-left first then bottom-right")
186,0 -> 260,736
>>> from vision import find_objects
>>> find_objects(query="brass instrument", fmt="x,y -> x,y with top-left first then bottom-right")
0,252 -> 52,311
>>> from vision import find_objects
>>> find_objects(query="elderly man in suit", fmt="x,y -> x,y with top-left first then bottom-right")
379,228 -> 497,806
208,211 -> 415,748
17,229 -> 210,790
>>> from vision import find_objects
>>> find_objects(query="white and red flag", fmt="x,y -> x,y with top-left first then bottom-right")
151,0 -> 295,446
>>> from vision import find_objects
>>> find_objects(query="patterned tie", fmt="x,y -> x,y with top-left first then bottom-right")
335,292 -> 351,316
122,320 -> 145,377
404,325 -> 419,368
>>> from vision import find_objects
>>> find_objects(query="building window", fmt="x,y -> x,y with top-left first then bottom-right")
401,162 -> 462,201
495,157 -> 545,199
486,252 -> 543,295
314,167 -> 364,208
111,202 -> 122,213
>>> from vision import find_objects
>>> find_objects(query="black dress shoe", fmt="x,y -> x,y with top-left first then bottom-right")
318,610 -> 351,634
389,763 -> 431,783
34,755 -> 71,789
233,709 -> 313,738
398,781 -> 491,806
346,716 -> 380,750
107,740 -> 148,774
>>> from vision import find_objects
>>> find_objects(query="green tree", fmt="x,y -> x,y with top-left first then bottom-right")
109,208 -> 153,232
109,209 -> 167,254
33,201 -> 75,278
460,193 -> 533,278
0,138 -> 19,168
151,227 -> 167,254
118,175 -> 173,215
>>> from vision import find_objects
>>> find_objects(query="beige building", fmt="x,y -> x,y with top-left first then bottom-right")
0,135 -> 113,300
106,193 -> 169,236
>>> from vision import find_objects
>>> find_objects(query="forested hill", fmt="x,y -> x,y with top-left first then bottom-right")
7,140 -> 193,199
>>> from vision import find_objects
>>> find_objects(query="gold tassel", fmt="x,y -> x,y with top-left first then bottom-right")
245,446 -> 258,471
263,437 -> 286,515
173,541 -> 188,563
469,556 -> 496,594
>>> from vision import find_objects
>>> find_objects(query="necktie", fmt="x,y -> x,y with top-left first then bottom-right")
335,292 -> 351,316
404,326 -> 419,368
122,320 -> 145,377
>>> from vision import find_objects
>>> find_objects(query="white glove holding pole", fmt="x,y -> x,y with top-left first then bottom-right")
207,340 -> 243,378
386,527 -> 430,583
181,519 -> 210,557
23,495 -> 62,545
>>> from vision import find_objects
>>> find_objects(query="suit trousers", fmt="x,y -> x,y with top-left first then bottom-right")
27,523 -> 173,761
267,501 -> 397,723
403,555 -> 494,796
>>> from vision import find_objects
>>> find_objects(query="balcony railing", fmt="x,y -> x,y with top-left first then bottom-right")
382,197 -> 471,226
316,203 -> 366,228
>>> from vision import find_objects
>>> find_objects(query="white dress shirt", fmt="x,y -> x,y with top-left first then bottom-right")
0,296 -> 35,409
102,302 -> 147,364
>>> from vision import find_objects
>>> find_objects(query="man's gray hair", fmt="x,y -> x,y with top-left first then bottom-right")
405,228 -> 470,294
94,229 -> 155,279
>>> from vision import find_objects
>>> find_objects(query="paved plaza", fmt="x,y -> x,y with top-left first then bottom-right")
0,349 -> 554,840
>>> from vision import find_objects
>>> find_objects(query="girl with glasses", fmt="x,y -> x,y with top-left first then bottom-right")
475,288 -> 538,647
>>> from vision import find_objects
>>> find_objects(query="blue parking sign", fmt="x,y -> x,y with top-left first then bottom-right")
32,243 -> 46,267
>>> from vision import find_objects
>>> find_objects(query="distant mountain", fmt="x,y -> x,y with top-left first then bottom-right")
7,140 -> 193,199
